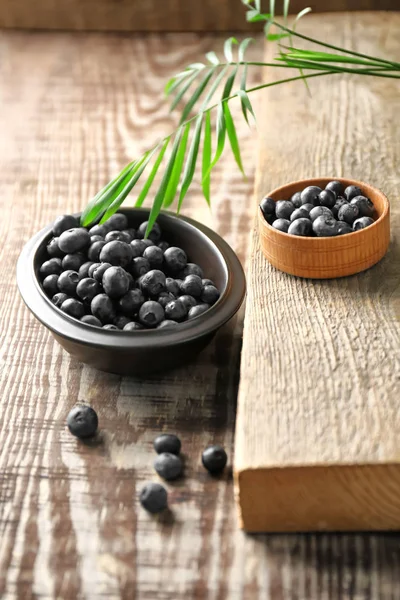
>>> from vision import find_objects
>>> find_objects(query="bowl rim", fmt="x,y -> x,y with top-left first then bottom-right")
258,177 -> 389,243
17,208 -> 246,350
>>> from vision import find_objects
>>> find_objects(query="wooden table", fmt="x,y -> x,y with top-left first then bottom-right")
0,16 -> 400,599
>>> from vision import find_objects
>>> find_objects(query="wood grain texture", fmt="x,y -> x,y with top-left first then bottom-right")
236,11 -> 400,533
0,0 -> 399,31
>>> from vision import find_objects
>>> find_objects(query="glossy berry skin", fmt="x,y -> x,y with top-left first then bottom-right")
52,292 -> 69,308
88,262 -> 100,278
338,203 -> 359,225
157,292 -> 176,309
78,261 -> 95,280
202,445 -> 227,474
309,206 -> 333,222
143,245 -> 164,268
89,224 -> 107,238
58,270 -> 80,295
290,192 -> 302,208
312,216 -> 339,237
81,315 -> 102,327
61,298 -> 85,319
114,315 -> 132,330
125,228 -> 137,240
180,275 -> 203,298
123,321 -> 144,331
92,262 -> 111,283
179,295 -> 197,311
157,320 -> 178,329
300,186 -> 322,206
164,247 -> 187,273
103,324 -> 118,330
300,203 -> 315,214
62,253 -> 86,272
337,221 -> 353,235
118,289 -> 145,316
331,198 -> 348,219
202,278 -> 215,287
40,257 -> 62,278
325,180 -> 344,197
43,274 -> 60,297
165,277 -> 180,297
105,230 -> 132,244
260,197 -> 276,218
102,266 -> 130,299
138,301 -> 165,328
180,263 -> 204,279
130,240 -> 147,258
350,196 -> 375,218
318,189 -> 336,209
88,240 -> 107,262
272,218 -> 290,233
188,303 -> 209,320
139,483 -> 168,514
59,228 -> 90,253
275,200 -> 295,220
288,218 -> 312,237
90,235 -> 104,243
139,269 -> 166,297
154,452 -> 183,481
201,285 -> 220,305
353,216 -> 375,231
99,241 -> 133,268
105,213 -> 129,231
137,221 -> 162,242
142,239 -> 154,249
154,434 -> 181,455
290,208 -> 310,222
158,241 -> 169,252
67,404 -> 98,438
47,237 -> 64,258
131,257 -> 151,279
165,299 -> 187,322
344,185 -> 363,201
76,278 -> 101,303
52,214 -> 79,237
91,294 -> 116,324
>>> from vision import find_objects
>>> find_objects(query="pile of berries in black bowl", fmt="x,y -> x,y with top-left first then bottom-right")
38,212 -> 221,331
260,181 -> 376,237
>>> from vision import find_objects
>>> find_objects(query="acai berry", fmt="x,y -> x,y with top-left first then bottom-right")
202,445 -> 228,474
139,483 -> 168,513
154,433 -> 181,455
154,452 -> 183,480
67,404 -> 98,438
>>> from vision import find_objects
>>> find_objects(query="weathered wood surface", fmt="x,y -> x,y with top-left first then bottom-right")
236,11 -> 400,533
0,22 -> 400,600
0,0 -> 399,31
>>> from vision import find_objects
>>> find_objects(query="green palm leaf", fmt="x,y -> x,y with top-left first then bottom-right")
135,139 -> 169,208
224,37 -> 238,63
223,103 -> 245,175
180,69 -> 215,124
202,112 -> 212,205
163,123 -> 191,208
177,114 -> 204,212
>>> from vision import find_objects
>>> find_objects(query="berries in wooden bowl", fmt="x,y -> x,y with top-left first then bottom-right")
258,178 -> 390,279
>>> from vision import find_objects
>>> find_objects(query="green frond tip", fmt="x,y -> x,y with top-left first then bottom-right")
238,38 -> 254,62
246,10 -> 270,23
206,51 -> 220,66
224,37 -> 238,63
237,89 -> 256,126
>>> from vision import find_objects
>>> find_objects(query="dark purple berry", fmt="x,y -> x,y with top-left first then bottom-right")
58,270 -> 79,295
154,453 -> 183,481
114,315 -> 132,330
180,263 -> 204,279
202,279 -> 215,287
288,218 -> 313,236
188,303 -> 210,320
137,221 -> 161,242
164,247 -> 187,273
123,321 -> 144,331
90,235 -> 104,243
40,258 -> 62,278
157,320 -> 178,329
99,241 -> 133,268
165,277 -> 180,296
88,263 -> 100,279
78,261 -> 95,280
201,285 -> 220,305
104,213 -> 129,231
153,434 -> 181,455
91,294 -> 116,324
332,198 -> 348,219
130,239 -> 147,258
350,196 -> 375,218
92,262 -> 112,283
158,292 -> 176,308
102,266 -> 130,299
58,228 -> 90,253
139,483 -> 168,514
81,315 -> 102,327
301,203 -> 315,214
260,197 -> 276,218
300,186 -> 322,206
180,275 -> 203,298
309,206 -> 333,222
118,289 -> 145,316
89,224 -> 107,238
105,230 -> 132,244
272,218 -> 290,233
353,216 -> 375,231
179,295 -> 197,311
290,192 -> 302,208
88,240 -> 107,262
312,216 -> 339,237
61,298 -> 85,319
52,292 -> 69,308
318,189 -> 336,209
67,404 -> 98,438
43,274 -> 60,296
158,241 -> 169,252
47,237 -> 64,258
138,301 -> 165,328
143,245 -> 164,268
103,324 -> 118,330
202,445 -> 227,474
290,208 -> 310,222
165,299 -> 187,322
338,203 -> 359,225
142,239 -> 154,249
325,180 -> 344,197
275,200 -> 295,220
337,221 -> 353,235
131,257 -> 151,278
139,269 -> 166,297
52,215 -> 79,237
76,278 -> 101,303
344,185 -> 363,201
62,253 -> 86,272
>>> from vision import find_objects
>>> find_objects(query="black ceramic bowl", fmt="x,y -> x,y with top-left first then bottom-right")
17,208 -> 246,375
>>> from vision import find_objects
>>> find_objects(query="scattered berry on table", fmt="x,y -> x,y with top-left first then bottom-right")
58,270 -> 80,295
52,292 -> 69,308
180,275 -> 203,298
344,185 -> 363,201
272,218 -> 291,233
154,434 -> 181,455
290,208 -> 309,222
312,215 -> 339,237
52,214 -> 79,237
353,216 -> 375,230
154,452 -> 183,480
40,258 -> 63,277
300,186 -> 322,206
138,300 -> 165,327
43,274 -> 60,296
288,218 -> 313,236
260,196 -> 276,218
81,315 -> 102,327
67,404 -> 99,438
309,206 -> 333,222
202,445 -> 228,474
325,180 -> 344,197
61,298 -> 85,319
164,247 -> 187,273
62,253 -> 86,272
350,196 -> 375,217
157,320 -> 178,329
58,228 -> 90,253
76,278 -> 102,304
188,304 -> 210,320
318,189 -> 336,209
338,203 -> 359,225
275,200 -> 295,220
139,483 -> 168,513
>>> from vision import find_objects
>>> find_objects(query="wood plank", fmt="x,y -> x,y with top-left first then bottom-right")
235,11 -> 400,533
0,0 -> 399,31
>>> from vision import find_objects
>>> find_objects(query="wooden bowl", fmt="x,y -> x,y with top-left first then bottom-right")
258,177 -> 390,279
